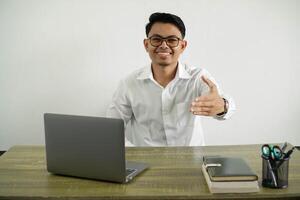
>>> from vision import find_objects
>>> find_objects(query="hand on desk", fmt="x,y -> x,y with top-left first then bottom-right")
190,76 -> 225,116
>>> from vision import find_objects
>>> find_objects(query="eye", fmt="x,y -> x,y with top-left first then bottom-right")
166,38 -> 179,46
167,38 -> 178,43
151,37 -> 162,43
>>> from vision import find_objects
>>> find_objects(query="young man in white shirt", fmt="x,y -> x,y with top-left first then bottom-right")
107,12 -> 236,146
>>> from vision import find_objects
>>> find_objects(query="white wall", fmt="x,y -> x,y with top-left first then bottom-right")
0,0 -> 299,150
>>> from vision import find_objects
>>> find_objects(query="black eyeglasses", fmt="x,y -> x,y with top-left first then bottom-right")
148,36 -> 182,48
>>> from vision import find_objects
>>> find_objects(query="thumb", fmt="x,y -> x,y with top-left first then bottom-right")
201,76 -> 218,94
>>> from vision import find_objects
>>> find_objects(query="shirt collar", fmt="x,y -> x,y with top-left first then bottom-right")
136,65 -> 153,80
136,62 -> 191,80
177,62 -> 191,79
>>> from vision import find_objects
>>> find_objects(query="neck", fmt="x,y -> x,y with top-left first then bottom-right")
151,62 -> 178,88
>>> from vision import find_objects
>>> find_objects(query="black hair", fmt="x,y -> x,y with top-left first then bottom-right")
145,12 -> 186,39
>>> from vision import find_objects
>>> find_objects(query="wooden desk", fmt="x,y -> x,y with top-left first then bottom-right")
0,145 -> 299,199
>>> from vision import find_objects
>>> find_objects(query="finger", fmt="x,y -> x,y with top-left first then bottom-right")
201,76 -> 217,94
197,101 -> 214,107
193,111 -> 210,116
195,95 -> 214,102
191,101 -> 213,108
191,106 -> 211,112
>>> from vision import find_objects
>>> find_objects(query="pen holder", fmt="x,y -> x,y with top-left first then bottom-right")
262,156 -> 289,188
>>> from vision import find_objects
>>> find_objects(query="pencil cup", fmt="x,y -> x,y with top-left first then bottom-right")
262,156 -> 289,188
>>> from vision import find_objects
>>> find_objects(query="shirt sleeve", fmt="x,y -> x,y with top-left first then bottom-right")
196,69 -> 236,120
106,79 -> 135,146
214,93 -> 236,120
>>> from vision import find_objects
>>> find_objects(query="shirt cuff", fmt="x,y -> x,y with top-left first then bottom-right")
213,95 -> 236,120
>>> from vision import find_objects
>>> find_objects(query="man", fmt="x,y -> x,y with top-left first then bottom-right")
107,12 -> 235,146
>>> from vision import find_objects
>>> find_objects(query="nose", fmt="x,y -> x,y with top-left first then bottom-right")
159,40 -> 168,48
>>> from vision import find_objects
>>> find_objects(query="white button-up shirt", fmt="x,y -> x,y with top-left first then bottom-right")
107,62 -> 235,146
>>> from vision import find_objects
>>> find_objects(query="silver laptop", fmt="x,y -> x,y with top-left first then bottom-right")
44,113 -> 148,183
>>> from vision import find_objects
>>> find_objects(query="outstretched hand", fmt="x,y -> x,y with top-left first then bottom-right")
190,76 -> 225,116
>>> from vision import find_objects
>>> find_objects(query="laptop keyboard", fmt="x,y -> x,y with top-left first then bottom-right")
126,168 -> 137,176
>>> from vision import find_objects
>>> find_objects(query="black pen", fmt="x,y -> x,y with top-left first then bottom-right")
284,147 -> 296,159
276,146 -> 298,170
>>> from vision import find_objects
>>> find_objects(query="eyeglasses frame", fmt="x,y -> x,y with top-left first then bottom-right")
147,35 -> 183,48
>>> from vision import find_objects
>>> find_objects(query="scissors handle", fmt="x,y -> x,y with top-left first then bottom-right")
272,145 -> 283,160
261,144 -> 282,160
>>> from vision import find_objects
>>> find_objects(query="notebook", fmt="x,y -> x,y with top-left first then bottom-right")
203,156 -> 258,181
44,113 -> 148,183
201,164 -> 259,193
202,156 -> 259,193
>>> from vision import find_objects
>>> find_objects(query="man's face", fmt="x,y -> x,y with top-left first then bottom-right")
144,22 -> 187,67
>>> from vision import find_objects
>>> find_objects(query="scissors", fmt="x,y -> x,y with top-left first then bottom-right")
261,144 -> 283,161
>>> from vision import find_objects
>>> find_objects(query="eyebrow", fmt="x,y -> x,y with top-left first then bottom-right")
149,34 -> 180,38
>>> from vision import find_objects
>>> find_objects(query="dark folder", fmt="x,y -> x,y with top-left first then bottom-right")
203,156 -> 258,182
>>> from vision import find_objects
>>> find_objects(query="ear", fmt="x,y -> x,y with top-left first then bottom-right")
143,39 -> 149,52
180,40 -> 187,51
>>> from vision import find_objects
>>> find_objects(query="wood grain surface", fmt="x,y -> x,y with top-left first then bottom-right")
0,144 -> 299,200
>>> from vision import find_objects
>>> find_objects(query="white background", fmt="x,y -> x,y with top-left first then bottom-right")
0,0 -> 299,150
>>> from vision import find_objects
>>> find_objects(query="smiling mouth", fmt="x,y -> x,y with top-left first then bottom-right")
156,52 -> 172,56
